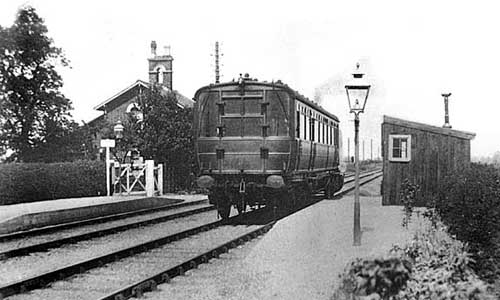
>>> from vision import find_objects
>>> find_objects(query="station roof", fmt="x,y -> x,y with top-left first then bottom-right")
383,115 -> 476,140
93,80 -> 194,112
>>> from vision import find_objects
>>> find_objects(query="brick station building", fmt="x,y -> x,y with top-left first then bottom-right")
89,41 -> 193,150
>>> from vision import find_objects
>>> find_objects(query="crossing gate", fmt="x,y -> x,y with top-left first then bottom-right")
111,160 -> 163,196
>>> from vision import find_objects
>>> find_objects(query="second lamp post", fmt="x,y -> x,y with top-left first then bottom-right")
345,63 -> 371,246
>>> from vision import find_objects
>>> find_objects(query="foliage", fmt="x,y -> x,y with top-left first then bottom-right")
0,6 -> 73,162
400,179 -> 420,229
335,257 -> 412,300
394,220 -> 495,300
334,217 -> 495,300
121,86 -> 194,191
0,160 -> 106,205
435,163 -> 500,281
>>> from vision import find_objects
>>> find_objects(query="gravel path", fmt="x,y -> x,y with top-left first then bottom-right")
141,177 -> 423,300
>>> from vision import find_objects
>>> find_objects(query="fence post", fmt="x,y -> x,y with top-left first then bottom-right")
110,160 -> 116,195
158,164 -> 163,195
146,160 -> 155,197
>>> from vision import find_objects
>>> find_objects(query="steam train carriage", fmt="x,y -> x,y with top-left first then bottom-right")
194,74 -> 344,219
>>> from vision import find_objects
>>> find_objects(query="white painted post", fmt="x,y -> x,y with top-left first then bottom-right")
158,164 -> 163,195
106,147 -> 111,196
145,160 -> 155,197
110,160 -> 116,195
100,139 -> 115,197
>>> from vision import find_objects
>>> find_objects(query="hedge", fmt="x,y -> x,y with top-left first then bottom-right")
0,160 -> 106,205
435,163 -> 500,282
334,217 -> 495,300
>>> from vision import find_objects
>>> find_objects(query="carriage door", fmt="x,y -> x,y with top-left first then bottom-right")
220,90 -> 264,137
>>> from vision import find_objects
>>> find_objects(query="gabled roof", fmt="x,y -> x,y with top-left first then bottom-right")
383,115 -> 476,140
94,80 -> 194,111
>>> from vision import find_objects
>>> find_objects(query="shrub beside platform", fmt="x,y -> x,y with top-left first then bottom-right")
0,160 -> 106,205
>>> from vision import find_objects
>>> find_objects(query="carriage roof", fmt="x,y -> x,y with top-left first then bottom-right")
194,79 -> 340,122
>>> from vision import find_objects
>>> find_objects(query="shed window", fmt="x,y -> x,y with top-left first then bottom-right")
389,134 -> 411,162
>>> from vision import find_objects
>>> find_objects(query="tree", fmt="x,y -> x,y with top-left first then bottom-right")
125,86 -> 194,190
0,6 -> 73,162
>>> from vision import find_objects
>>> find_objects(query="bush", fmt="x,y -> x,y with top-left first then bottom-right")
334,217 -> 495,300
395,220 -> 495,300
436,163 -> 500,281
335,256 -> 412,299
0,160 -> 106,205
400,179 -> 420,228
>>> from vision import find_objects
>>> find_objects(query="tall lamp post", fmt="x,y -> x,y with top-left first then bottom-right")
113,120 -> 125,162
345,63 -> 371,246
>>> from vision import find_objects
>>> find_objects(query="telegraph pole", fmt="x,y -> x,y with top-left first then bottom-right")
370,139 -> 373,160
362,140 -> 365,161
442,93 -> 452,128
214,41 -> 221,83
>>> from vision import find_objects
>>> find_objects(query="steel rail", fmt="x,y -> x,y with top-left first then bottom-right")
0,199 -> 208,242
0,170 -> 382,299
0,205 -> 215,260
0,169 -> 381,259
97,171 -> 383,300
98,223 -> 275,300
0,208 -> 265,299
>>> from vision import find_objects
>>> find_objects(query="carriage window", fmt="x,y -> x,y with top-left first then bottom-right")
322,123 -> 326,144
389,134 -> 411,162
334,125 -> 339,147
316,119 -> 320,143
296,111 -> 299,138
329,125 -> 333,145
303,114 -> 307,139
200,93 -> 217,137
319,121 -> 322,143
310,118 -> 315,141
305,115 -> 310,140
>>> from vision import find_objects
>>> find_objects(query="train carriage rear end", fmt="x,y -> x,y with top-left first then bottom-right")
194,74 -> 344,219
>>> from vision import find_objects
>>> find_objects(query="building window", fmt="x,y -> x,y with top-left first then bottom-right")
126,103 -> 143,122
389,134 -> 411,162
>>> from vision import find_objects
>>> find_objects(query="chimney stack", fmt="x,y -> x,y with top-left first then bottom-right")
441,93 -> 452,128
148,41 -> 173,90
151,41 -> 157,56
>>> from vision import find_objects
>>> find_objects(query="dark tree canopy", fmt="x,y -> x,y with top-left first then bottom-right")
115,87 -> 194,190
130,87 -> 193,166
0,6 -> 73,162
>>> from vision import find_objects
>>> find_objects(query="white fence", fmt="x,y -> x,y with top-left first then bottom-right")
111,160 -> 163,197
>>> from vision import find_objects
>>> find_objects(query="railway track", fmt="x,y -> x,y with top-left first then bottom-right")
0,203 -> 215,260
0,199 -> 209,243
0,170 -> 381,300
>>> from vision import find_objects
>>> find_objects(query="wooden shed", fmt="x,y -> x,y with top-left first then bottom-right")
381,115 -> 475,206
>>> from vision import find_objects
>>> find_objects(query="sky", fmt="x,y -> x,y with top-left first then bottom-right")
1,0 -> 499,158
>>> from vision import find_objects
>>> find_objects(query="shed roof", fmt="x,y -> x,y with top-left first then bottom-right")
383,115 -> 476,140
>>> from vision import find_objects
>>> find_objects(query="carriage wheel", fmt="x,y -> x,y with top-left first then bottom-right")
218,203 -> 231,219
236,195 -> 246,215
325,180 -> 335,199
216,193 -> 231,219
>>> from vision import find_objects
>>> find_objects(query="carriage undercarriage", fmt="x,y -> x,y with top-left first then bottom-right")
207,171 -> 344,219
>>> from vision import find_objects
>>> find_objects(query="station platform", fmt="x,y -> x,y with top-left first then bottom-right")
0,193 -> 208,235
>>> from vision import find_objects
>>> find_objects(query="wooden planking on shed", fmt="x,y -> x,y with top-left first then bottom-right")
381,116 -> 475,206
